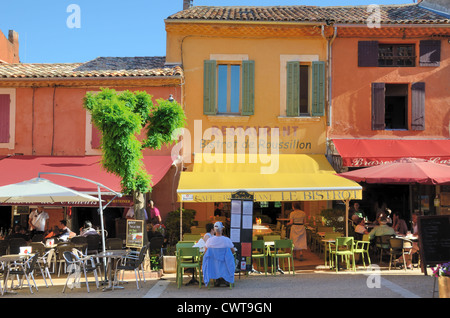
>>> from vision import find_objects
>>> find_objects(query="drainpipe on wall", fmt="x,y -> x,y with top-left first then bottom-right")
322,25 -> 338,174
321,25 -> 337,128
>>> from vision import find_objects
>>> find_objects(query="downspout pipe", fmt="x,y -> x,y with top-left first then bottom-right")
321,25 -> 337,128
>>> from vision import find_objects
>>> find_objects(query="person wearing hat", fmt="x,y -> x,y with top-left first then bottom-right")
368,214 -> 395,241
204,221 -> 236,287
205,222 -> 236,253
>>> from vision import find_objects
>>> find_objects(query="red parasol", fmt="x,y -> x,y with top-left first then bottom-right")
338,158 -> 450,185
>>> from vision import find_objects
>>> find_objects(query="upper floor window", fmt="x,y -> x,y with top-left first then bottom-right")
217,64 -> 241,114
378,44 -> 415,67
0,88 -> 16,149
372,82 -> 425,131
286,61 -> 325,117
204,59 -> 254,116
358,40 -> 441,67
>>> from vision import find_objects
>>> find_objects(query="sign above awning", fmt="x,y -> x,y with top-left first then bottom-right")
333,139 -> 450,167
177,154 -> 362,202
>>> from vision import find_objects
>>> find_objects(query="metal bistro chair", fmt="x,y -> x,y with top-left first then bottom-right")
389,237 -> 414,271
114,244 -> 149,290
62,251 -> 100,293
3,254 -> 40,295
106,238 -> 123,250
8,238 -> 28,254
375,235 -> 393,264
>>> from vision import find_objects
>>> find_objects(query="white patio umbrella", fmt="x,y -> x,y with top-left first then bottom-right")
0,177 -> 100,204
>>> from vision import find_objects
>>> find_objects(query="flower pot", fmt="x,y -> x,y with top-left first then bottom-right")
438,276 -> 450,298
163,255 -> 177,273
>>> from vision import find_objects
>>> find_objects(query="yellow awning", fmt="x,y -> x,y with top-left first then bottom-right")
177,154 -> 362,202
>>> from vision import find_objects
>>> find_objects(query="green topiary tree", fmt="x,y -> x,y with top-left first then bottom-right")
83,88 -> 186,244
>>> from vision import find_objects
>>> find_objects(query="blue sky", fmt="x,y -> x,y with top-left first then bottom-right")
0,0 -> 414,63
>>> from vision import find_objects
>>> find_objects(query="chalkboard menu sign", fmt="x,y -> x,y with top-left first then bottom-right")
417,215 -> 450,275
230,191 -> 254,273
126,219 -> 144,248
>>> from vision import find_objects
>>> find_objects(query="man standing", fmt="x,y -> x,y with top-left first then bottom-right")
28,206 -> 49,236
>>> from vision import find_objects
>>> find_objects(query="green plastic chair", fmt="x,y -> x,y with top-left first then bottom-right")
177,247 -> 202,288
354,240 -> 371,268
269,239 -> 295,275
251,240 -> 268,276
331,237 -> 356,272
321,232 -> 343,267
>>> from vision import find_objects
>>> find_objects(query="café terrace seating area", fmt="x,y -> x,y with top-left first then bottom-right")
0,234 -> 165,296
0,215 -> 421,295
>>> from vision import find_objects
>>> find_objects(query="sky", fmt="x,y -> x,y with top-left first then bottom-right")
0,0 -> 415,64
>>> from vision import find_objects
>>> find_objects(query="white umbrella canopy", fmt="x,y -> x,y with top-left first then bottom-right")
0,177 -> 100,204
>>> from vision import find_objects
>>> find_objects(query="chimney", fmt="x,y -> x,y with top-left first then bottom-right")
8,30 -> 18,45
183,0 -> 192,10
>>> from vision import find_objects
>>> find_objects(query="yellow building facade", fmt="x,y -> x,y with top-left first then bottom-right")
165,9 -> 359,222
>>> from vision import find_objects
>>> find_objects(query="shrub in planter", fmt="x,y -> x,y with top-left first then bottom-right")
165,208 -> 197,246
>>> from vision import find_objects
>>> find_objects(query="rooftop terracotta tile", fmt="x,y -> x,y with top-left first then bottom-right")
166,3 -> 450,24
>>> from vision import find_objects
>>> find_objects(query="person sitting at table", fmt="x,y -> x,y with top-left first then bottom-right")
354,217 -> 369,237
203,223 -> 214,243
204,221 -> 236,287
368,215 -> 395,241
80,220 -> 99,237
392,212 -> 408,236
6,225 -> 30,241
44,226 -> 60,240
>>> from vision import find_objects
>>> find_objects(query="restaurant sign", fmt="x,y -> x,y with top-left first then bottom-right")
0,195 -> 134,207
178,189 -> 362,203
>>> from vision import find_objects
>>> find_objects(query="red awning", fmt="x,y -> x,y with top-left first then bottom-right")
333,139 -> 450,167
0,155 -> 174,193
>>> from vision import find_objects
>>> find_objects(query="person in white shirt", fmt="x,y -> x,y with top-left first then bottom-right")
28,206 -> 49,235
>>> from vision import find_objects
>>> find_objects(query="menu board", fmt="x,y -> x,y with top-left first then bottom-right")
230,191 -> 254,273
126,219 -> 144,248
417,215 -> 450,275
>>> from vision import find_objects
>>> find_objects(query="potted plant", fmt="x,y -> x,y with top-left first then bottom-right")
433,262 -> 450,298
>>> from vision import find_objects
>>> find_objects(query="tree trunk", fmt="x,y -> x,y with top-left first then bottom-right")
133,191 -> 148,245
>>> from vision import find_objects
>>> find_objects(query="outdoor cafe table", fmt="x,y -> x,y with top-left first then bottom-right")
97,249 -> 128,291
0,253 -> 34,295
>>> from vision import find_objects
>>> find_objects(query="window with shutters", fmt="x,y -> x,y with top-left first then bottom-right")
0,89 -> 15,149
203,59 -> 254,116
371,82 -> 425,131
286,61 -> 325,117
378,44 -> 415,67
359,40 -> 441,68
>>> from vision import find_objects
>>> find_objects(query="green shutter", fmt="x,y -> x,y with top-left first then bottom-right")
286,61 -> 300,117
242,60 -> 255,116
312,61 -> 325,116
203,60 -> 217,115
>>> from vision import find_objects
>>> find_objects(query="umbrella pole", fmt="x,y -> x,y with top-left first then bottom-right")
97,185 -> 107,282
345,199 -> 349,237
180,200 -> 183,241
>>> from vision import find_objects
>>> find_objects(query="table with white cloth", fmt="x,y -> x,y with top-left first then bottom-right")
97,249 -> 128,291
